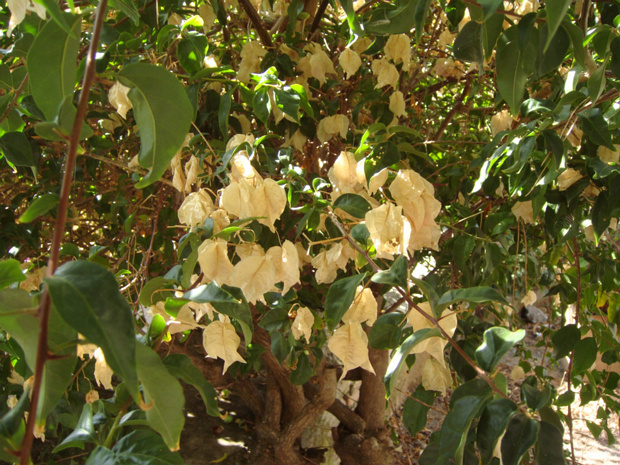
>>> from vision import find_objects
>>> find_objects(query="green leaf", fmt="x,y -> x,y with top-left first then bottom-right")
384,328 -> 441,394
535,420 -> 566,464
183,282 -> 239,305
369,312 -> 405,349
410,278 -> 440,316
371,255 -> 409,289
475,327 -> 525,373
177,36 -> 206,75
116,63 -> 193,188
253,87 -> 271,124
610,37 -> 620,78
477,398 -> 518,465
18,193 -> 59,223
414,0 -> 434,41
536,24 -> 570,77
496,27 -> 535,114
110,0 -> 141,25
258,307 -> 290,331
53,403 -> 97,452
33,0 -> 75,36
136,344 -> 185,451
45,261 -> 138,398
483,13 -> 505,60
218,90 -> 232,137
86,430 -> 186,465
290,351 -> 313,385
333,193 -> 372,219
0,259 -> 25,289
436,286 -> 509,313
478,0 -> 503,19
163,354 -> 220,417
324,273 -> 366,331
0,386 -> 29,438
209,285 -> 253,346
572,337 -> 597,375
26,14 -> 80,121
453,235 -> 475,274
403,388 -> 437,436
274,87 -> 301,123
578,108 -> 615,150
453,21 -> 483,65
522,384 -> 551,411
544,0 -> 572,52
562,20 -> 586,69
0,132 -> 34,166
587,61 -> 607,104
552,324 -> 580,359
501,413 -> 540,465
0,289 -> 76,425
438,378 -> 493,464
364,0 -> 418,35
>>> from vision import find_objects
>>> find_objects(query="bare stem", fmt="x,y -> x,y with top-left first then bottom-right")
566,238 -> 581,465
20,3 -> 108,464
237,0 -> 273,48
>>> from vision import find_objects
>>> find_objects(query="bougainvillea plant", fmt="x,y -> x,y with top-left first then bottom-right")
0,0 -> 619,464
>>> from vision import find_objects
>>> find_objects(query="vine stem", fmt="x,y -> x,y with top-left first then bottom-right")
566,238 -> 581,465
20,3 -> 108,464
327,211 -> 513,403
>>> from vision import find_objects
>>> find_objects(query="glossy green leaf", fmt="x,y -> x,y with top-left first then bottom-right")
26,14 -> 80,121
258,307 -> 290,331
116,63 -> 193,188
438,378 -> 493,464
86,430 -> 186,465
0,259 -> 25,289
139,277 -> 176,306
183,282 -> 238,305
207,285 -> 253,345
535,420 -> 566,464
274,87 -> 301,123
587,61 -> 607,104
290,351 -> 313,385
551,324 -> 580,359
414,0 -> 434,41
384,328 -> 441,394
0,289 -> 76,425
453,235 -> 475,274
218,90 -> 231,137
562,20 -> 586,69
454,21 -> 483,65
45,261 -> 138,397
436,286 -> 509,313
477,398 -> 518,465
53,403 -> 97,452
522,383 -> 552,411
501,413 -> 539,465
475,327 -> 525,373
572,337 -> 597,375
324,273 -> 366,331
496,27 -> 535,114
403,388 -> 437,436
110,0 -> 141,25
177,36 -> 206,75
0,386 -> 28,438
368,312 -> 405,349
371,255 -> 409,289
578,108 -> 615,150
536,24 -> 570,77
0,132 -> 34,167
333,193 -> 372,219
163,354 -> 220,417
18,193 -> 59,223
136,344 -> 185,451
478,0 -> 503,19
253,87 -> 271,123
410,278 -> 440,316
364,0 -> 417,35
33,0 -> 75,36
544,0 -> 572,52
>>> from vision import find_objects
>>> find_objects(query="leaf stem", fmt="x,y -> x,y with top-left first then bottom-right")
19,3 -> 108,464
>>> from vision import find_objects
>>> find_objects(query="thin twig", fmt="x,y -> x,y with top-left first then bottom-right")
308,0 -> 331,39
0,74 -> 28,125
566,238 -> 581,465
237,0 -> 273,48
20,3 -> 108,464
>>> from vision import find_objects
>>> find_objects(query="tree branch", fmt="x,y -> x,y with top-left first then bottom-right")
20,3 -> 108,464
237,0 -> 273,48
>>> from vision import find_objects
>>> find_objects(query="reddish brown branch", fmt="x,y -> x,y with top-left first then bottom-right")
20,3 -> 108,464
237,0 -> 273,48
